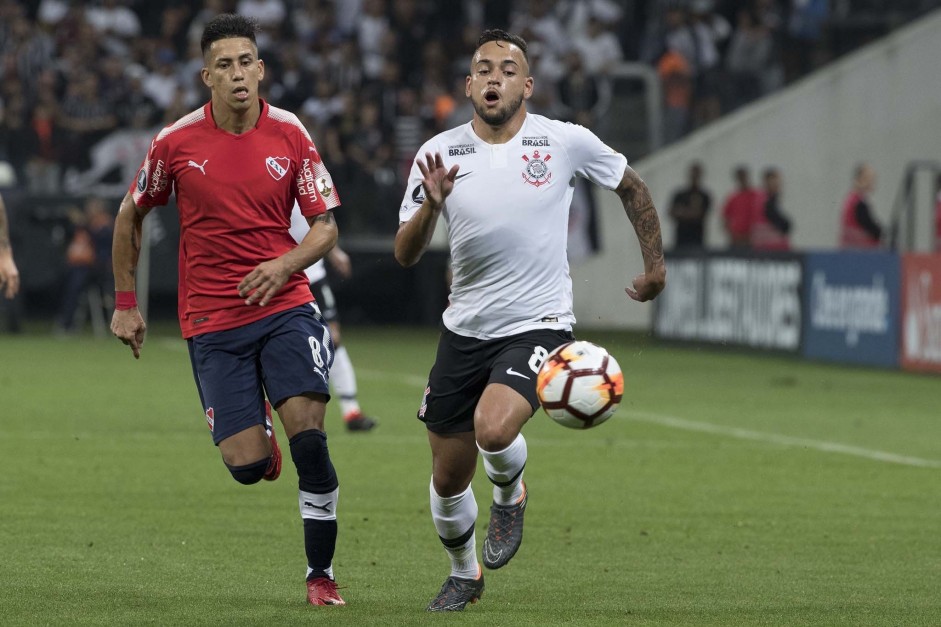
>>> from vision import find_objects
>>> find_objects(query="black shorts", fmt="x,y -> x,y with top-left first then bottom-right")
418,327 -> 574,434
309,277 -> 338,323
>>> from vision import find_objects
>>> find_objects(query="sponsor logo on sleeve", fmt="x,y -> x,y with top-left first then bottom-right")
149,160 -> 168,196
296,158 -> 318,197
136,167 -> 148,193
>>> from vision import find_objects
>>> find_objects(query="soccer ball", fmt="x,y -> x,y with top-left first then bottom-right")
536,341 -> 624,429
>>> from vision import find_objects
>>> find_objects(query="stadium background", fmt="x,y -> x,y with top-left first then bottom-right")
1,1 -> 939,345
2,2 -> 941,624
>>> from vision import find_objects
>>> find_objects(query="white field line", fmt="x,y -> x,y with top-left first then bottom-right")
625,411 -> 941,469
158,342 -> 940,469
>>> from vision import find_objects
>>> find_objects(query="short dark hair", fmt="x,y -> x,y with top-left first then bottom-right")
201,14 -> 259,56
476,29 -> 529,66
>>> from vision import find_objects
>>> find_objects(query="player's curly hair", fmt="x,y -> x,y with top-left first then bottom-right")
476,29 -> 529,65
200,13 -> 260,55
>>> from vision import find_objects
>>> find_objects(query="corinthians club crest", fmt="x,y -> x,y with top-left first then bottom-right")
522,150 -> 552,187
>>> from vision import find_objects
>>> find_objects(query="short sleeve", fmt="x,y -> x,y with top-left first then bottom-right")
398,139 -> 438,224
130,133 -> 174,207
295,136 -> 339,217
563,123 -> 627,191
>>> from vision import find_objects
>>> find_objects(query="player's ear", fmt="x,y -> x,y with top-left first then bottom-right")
523,76 -> 534,100
465,75 -> 472,98
200,67 -> 212,88
257,58 -> 265,81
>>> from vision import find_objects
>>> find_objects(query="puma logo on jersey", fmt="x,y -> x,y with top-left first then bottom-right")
187,159 -> 208,175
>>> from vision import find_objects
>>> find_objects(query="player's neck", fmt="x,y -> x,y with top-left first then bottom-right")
210,99 -> 262,135
471,109 -> 527,145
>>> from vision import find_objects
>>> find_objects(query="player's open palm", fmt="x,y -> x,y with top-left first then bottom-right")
416,152 -> 459,209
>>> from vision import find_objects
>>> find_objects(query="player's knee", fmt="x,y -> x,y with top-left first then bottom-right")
225,458 -> 270,485
289,429 -> 339,493
474,422 -> 515,452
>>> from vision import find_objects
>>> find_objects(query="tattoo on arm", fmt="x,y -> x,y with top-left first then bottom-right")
0,204 -> 10,252
617,168 -> 664,264
306,210 -> 336,228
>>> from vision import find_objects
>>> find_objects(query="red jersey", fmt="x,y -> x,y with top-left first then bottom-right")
131,100 -> 339,338
749,191 -> 790,251
839,191 -> 879,248
722,188 -> 758,246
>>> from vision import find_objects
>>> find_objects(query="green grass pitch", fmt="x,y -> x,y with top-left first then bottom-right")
1,326 -> 939,626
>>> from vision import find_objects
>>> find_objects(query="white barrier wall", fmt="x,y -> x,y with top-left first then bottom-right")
573,9 -> 941,330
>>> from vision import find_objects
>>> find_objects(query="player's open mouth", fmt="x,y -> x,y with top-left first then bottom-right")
233,87 -> 250,100
484,90 -> 500,104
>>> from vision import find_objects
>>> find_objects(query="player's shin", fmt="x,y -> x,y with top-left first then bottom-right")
429,478 -> 479,579
290,430 -> 340,580
479,433 -> 527,505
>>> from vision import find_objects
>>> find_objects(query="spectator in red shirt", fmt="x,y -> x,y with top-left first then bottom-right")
750,167 -> 791,251
839,162 -> 882,249
721,165 -> 758,249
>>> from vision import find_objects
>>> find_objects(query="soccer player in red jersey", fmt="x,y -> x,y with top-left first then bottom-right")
110,14 -> 346,606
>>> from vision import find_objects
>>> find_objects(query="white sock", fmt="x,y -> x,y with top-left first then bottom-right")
429,478 -> 479,579
306,565 -> 335,580
331,346 -> 361,417
479,433 -> 527,506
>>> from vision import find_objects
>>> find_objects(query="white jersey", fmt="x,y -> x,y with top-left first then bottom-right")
399,114 -> 627,339
289,202 -> 327,283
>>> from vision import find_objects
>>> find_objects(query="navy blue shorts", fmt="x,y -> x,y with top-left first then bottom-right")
418,327 -> 574,434
187,303 -> 334,445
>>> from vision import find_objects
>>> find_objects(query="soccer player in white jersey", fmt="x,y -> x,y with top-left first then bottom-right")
395,29 -> 666,612
289,204 -> 378,432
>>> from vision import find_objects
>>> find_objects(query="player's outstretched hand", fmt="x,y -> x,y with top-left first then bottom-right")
111,308 -> 146,359
625,266 -> 666,302
239,258 -> 292,307
0,255 -> 19,299
416,152 -> 459,209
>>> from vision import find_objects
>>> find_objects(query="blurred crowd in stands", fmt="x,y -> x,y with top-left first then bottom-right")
0,0 -> 937,238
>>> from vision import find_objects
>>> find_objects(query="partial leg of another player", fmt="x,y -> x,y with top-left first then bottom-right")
328,321 -> 377,432
426,431 -> 485,612
475,383 -> 532,570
